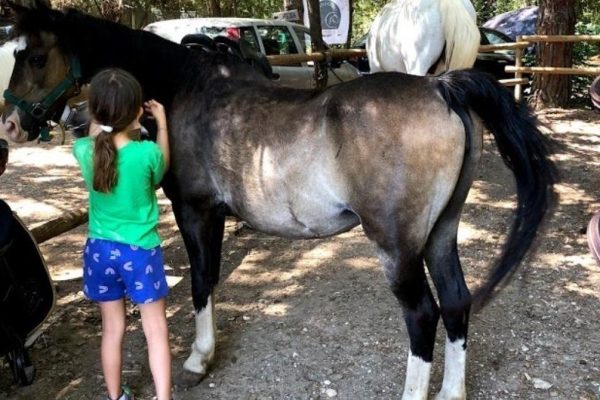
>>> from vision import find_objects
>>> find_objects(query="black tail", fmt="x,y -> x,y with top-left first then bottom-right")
435,69 -> 557,310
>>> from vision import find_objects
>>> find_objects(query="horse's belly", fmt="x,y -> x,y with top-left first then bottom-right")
244,199 -> 359,239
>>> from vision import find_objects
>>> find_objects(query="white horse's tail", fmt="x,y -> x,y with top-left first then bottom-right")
438,0 -> 480,73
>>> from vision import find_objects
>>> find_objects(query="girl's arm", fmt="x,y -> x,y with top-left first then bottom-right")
144,100 -> 170,169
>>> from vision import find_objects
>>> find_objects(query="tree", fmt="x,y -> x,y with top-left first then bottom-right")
100,0 -> 123,22
306,0 -> 328,90
529,0 -> 576,109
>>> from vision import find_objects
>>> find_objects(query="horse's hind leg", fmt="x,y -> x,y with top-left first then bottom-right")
425,226 -> 470,400
374,240 -> 440,400
171,200 -> 225,381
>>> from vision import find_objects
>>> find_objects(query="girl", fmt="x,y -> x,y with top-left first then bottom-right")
72,68 -> 171,400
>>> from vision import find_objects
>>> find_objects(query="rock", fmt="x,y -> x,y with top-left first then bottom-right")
532,378 -> 553,390
324,388 -> 337,397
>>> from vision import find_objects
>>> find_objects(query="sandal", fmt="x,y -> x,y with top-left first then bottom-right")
107,384 -> 134,400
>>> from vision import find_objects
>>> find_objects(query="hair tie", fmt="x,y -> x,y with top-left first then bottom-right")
99,124 -> 113,133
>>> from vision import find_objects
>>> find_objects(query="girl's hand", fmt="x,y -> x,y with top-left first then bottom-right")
144,100 -> 167,130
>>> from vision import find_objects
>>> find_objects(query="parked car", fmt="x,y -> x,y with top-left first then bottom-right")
475,27 -> 516,79
143,18 -> 361,89
348,27 -> 516,80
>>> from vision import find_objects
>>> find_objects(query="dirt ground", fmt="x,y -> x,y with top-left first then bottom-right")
0,108 -> 599,400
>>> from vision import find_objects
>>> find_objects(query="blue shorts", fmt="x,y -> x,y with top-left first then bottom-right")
82,238 -> 168,304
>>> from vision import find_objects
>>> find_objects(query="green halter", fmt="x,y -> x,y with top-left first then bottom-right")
3,55 -> 82,142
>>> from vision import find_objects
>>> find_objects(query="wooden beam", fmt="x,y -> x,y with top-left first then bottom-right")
479,42 -> 531,52
29,208 -> 88,244
520,34 -> 600,43
498,77 -> 530,87
267,49 -> 367,65
506,66 -> 600,75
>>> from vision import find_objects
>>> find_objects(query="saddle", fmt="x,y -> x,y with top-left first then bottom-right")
0,199 -> 56,386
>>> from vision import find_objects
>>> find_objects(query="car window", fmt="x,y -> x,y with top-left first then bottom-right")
256,25 -> 298,56
200,26 -> 227,38
483,30 -> 509,45
239,27 -> 259,52
293,28 -> 311,53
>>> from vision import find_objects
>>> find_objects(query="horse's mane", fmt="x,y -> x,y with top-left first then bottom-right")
13,6 -> 267,107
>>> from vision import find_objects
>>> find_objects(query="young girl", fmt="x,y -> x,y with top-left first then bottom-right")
72,68 -> 171,400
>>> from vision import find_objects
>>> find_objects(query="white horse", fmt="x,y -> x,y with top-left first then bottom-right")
367,0 -> 480,75
0,41 -> 17,114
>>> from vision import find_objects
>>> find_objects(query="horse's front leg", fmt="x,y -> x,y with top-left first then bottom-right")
171,200 -> 225,381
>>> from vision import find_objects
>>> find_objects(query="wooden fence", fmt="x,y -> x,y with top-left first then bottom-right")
505,35 -> 600,100
267,35 -> 600,100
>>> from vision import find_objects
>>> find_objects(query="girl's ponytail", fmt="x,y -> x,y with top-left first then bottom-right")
93,130 -> 118,192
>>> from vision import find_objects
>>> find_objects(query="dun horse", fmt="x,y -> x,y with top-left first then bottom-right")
1,4 -> 555,399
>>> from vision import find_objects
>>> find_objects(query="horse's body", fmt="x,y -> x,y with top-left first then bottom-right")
1,5 -> 555,399
367,0 -> 480,75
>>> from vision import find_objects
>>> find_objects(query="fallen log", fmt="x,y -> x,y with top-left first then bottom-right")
29,207 -> 88,244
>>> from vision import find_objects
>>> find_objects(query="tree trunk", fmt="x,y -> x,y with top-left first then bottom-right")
307,0 -> 328,90
346,0 -> 353,48
529,0 -> 576,109
209,0 -> 222,17
29,208 -> 88,244
100,0 -> 123,22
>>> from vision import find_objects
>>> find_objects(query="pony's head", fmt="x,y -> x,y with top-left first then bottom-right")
1,2 -> 80,142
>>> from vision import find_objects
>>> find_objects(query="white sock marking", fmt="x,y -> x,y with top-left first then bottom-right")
436,337 -> 466,400
183,295 -> 216,375
402,351 -> 432,400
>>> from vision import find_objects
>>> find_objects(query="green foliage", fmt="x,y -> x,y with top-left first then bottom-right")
351,0 -> 388,41
571,20 -> 600,104
471,0 -> 534,24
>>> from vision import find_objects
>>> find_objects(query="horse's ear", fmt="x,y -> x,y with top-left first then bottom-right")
4,1 -> 30,18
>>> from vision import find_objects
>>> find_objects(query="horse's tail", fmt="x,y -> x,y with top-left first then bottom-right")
435,69 -> 557,310
439,0 -> 480,72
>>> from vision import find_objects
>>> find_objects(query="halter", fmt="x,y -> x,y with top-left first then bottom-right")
3,55 -> 82,142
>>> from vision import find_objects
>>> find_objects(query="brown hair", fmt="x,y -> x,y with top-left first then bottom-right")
89,68 -> 143,192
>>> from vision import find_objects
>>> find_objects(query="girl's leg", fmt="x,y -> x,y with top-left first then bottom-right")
99,299 -> 126,400
139,298 -> 171,400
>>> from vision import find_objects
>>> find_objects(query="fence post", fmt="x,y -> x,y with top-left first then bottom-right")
514,36 -> 523,101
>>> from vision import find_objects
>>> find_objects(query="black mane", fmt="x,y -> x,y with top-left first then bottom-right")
13,7 -> 268,110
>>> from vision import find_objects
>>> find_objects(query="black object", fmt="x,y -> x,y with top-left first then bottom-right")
590,75 -> 600,112
0,200 -> 55,386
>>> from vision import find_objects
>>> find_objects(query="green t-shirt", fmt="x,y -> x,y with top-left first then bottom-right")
72,136 -> 166,249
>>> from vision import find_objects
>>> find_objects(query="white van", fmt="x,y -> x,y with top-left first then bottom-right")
143,18 -> 361,89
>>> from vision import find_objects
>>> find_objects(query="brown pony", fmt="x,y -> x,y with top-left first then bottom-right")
1,3 -> 555,399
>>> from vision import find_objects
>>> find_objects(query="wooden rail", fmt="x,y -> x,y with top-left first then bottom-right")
508,35 -> 600,100
506,66 -> 600,76
267,35 -> 600,100
267,49 -> 366,66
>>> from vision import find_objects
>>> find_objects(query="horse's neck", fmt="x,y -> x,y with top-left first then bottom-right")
72,17 -> 196,108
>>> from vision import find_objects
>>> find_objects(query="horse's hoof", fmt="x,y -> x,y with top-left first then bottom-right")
174,369 -> 205,389
435,391 -> 466,400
